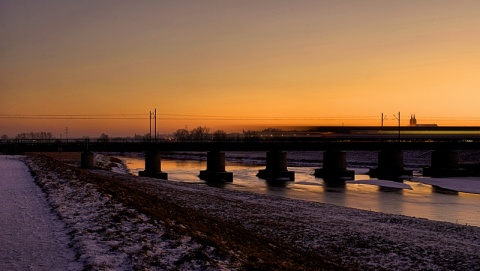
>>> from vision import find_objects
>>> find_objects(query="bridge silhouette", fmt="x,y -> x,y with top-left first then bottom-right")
2,136 -> 480,182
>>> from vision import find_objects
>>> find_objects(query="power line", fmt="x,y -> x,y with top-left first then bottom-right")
1,113 -> 479,122
0,114 -> 147,120
0,113 -> 378,121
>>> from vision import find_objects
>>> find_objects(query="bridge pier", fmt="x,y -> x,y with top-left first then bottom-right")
199,151 -> 233,182
423,150 -> 467,177
369,150 -> 412,179
257,151 -> 295,181
139,151 -> 168,179
80,151 -> 94,169
314,151 -> 354,180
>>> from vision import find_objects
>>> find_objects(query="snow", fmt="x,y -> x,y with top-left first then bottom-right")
349,179 -> 413,190
295,178 -> 414,190
4,154 -> 480,270
413,177 -> 480,194
94,153 -> 129,174
0,156 -> 81,271
96,170 -> 480,271
23,155 -> 239,270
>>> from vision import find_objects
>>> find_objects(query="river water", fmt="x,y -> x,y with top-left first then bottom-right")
117,151 -> 480,227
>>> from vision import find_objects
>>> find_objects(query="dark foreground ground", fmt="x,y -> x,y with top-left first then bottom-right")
25,154 -> 480,270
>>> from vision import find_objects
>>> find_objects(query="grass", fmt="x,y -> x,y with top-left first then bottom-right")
28,154 -> 347,271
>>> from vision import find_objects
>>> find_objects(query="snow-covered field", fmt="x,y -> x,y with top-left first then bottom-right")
2,154 -> 480,270
22,155 -> 240,270
94,171 -> 480,271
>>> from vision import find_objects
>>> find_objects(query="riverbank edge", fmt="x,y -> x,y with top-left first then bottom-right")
24,154 -> 480,270
25,154 -> 345,270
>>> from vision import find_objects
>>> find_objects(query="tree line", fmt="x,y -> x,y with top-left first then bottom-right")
173,126 -> 228,141
0,127 -> 284,142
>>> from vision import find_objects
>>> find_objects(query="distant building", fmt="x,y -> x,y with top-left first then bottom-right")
409,114 -> 417,126
409,114 -> 438,127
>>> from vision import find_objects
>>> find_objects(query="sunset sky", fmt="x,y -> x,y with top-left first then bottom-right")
1,1 -> 480,137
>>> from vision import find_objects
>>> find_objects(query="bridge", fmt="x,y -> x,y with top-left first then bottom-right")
2,137 -> 480,182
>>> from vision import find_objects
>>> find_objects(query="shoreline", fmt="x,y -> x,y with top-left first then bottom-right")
23,154 -> 480,270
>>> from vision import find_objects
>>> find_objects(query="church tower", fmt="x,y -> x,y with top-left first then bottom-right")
409,114 -> 417,126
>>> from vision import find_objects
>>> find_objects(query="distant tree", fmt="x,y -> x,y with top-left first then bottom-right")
132,133 -> 150,142
173,129 -> 190,141
15,132 -> 53,140
1,134 -> 8,141
212,130 -> 228,142
243,130 -> 260,141
98,133 -> 110,143
40,132 -> 53,139
262,128 -> 282,133
190,126 -> 210,141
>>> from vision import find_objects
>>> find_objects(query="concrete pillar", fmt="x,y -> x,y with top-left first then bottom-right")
139,151 -> 168,179
314,151 -> 354,180
80,151 -> 94,169
369,150 -> 412,179
257,151 -> 295,181
324,151 -> 347,170
378,150 -> 404,171
206,151 -> 226,172
423,150 -> 466,177
266,151 -> 288,171
431,150 -> 459,169
145,151 -> 162,172
199,151 -> 233,182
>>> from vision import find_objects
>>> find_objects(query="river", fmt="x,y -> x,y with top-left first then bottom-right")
116,151 -> 480,227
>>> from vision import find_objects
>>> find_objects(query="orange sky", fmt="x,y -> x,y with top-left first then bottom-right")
1,1 -> 480,137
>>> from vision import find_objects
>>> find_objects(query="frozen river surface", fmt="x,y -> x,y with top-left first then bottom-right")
119,151 -> 480,227
0,156 -> 80,271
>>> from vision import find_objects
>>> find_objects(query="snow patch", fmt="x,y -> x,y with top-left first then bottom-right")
413,177 -> 480,194
348,179 -> 413,190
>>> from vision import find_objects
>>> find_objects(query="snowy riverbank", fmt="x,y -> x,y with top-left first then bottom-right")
7,154 -> 478,270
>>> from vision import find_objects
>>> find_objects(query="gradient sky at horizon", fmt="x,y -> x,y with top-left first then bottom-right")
1,0 -> 480,137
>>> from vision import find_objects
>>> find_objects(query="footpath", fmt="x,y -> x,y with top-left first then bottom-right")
0,156 -> 80,271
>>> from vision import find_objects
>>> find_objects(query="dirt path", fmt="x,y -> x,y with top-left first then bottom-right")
0,156 -> 81,271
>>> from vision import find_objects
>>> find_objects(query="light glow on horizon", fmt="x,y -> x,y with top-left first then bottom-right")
1,1 -> 480,137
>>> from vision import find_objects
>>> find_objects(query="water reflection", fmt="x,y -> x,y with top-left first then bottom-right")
377,188 -> 404,215
323,180 -> 347,191
204,181 -> 228,189
266,179 -> 290,189
378,187 -> 404,193
432,185 -> 459,195
117,156 -> 480,227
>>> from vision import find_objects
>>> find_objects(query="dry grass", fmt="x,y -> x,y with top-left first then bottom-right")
29,152 -> 81,164
29,154 -> 345,271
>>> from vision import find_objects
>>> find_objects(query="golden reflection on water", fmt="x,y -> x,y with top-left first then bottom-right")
118,156 -> 480,227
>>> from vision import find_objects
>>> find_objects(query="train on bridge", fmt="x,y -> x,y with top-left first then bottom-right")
2,126 -> 480,145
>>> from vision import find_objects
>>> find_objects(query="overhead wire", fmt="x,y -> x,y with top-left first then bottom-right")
1,114 -> 479,122
0,113 -> 379,121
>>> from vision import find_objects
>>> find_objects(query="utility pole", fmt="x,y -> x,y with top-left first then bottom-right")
398,111 -> 400,139
381,113 -> 388,127
393,111 -> 401,139
154,108 -> 157,143
149,111 -> 152,143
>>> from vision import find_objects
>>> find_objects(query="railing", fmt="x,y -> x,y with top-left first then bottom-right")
2,137 -> 480,154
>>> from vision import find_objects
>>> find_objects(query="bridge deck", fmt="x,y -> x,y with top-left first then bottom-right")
2,139 -> 480,153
